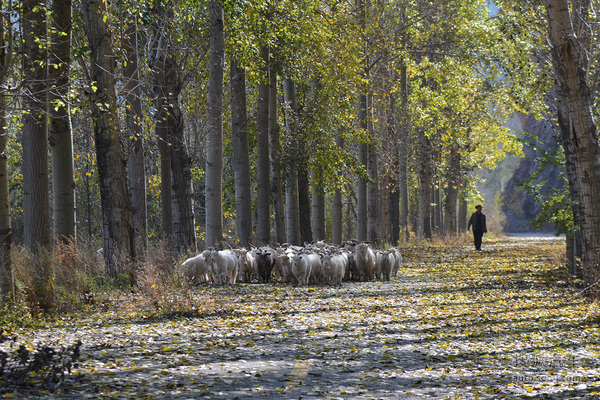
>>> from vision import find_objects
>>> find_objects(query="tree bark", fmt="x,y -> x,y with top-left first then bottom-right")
230,60 -> 252,247
444,144 -> 460,236
49,0 -> 75,243
123,18 -> 148,254
556,91 -> 583,277
298,165 -> 313,244
149,15 -> 172,250
22,0 -> 53,310
283,78 -> 301,245
205,0 -> 224,248
357,93 -> 368,242
419,131 -> 433,239
546,0 -> 600,290
256,45 -> 270,245
366,90 -> 379,244
0,1 -> 12,302
269,68 -> 286,244
0,63 -> 12,301
82,0 -> 135,276
22,0 -> 50,255
167,51 -> 195,255
459,198 -> 468,232
399,52 -> 409,241
312,167 -> 325,241
332,133 -> 344,245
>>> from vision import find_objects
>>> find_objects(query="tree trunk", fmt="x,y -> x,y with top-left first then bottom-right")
433,179 -> 441,234
230,60 -> 252,247
419,132 -> 433,239
123,19 -> 147,254
388,120 -> 400,245
399,52 -> 409,241
269,68 -> 286,244
283,78 -> 301,245
367,136 -> 379,244
459,198 -> 468,232
256,45 -> 270,245
22,0 -> 50,255
298,166 -> 313,244
0,2 -> 12,302
312,167 -> 325,241
49,0 -> 75,243
546,0 -> 600,290
205,0 -> 224,248
22,0 -> 53,310
444,144 -> 460,236
357,93 -> 368,242
167,51 -> 195,255
0,85 -> 12,302
557,90 -> 583,278
150,20 -> 172,250
286,169 -> 301,246
332,133 -> 344,245
83,0 -> 135,276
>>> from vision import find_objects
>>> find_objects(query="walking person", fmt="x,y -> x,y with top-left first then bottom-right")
467,205 -> 487,251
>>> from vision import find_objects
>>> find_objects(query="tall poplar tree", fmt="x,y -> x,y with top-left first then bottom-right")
205,0 -> 224,248
82,0 -> 135,275
230,60 -> 252,246
49,0 -> 75,242
22,0 -> 52,309
0,0 -> 13,301
123,14 -> 148,254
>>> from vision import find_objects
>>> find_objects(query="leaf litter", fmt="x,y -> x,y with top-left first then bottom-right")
2,236 -> 600,399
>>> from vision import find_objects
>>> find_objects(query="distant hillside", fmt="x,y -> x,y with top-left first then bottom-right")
479,112 -> 563,233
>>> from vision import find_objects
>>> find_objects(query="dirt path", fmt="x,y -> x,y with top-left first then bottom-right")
2,237 -> 600,399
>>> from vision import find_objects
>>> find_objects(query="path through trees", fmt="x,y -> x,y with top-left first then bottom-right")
2,237 -> 598,399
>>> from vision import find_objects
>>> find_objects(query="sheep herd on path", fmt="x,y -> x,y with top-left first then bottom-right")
179,241 -> 403,287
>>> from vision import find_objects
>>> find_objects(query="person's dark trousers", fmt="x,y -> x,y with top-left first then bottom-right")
473,229 -> 484,250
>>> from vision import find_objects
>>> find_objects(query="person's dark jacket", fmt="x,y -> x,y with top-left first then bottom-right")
467,212 -> 487,233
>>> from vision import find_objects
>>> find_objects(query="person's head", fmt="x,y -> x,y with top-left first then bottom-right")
475,205 -> 482,213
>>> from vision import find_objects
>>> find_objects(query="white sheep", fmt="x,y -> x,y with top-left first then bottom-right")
209,249 -> 238,285
380,250 -> 394,281
355,242 -> 376,282
322,253 -> 346,286
279,251 -> 297,284
237,249 -> 258,283
307,253 -> 323,284
179,254 -> 211,284
390,248 -> 402,276
292,253 -> 312,286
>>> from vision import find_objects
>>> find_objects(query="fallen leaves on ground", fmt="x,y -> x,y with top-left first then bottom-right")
2,236 -> 599,399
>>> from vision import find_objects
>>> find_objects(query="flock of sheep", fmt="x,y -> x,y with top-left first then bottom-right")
179,241 -> 402,286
